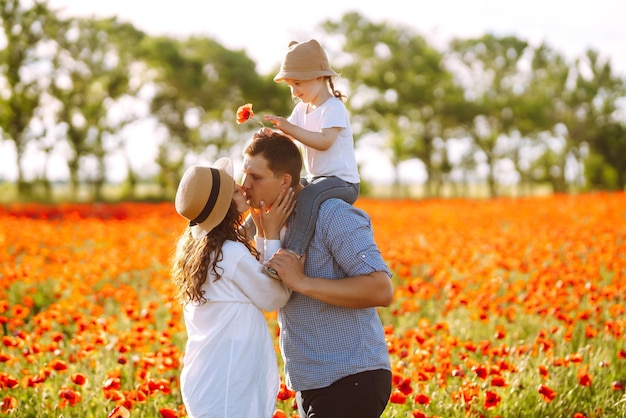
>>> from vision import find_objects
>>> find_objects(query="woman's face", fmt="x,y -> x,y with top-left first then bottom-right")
232,182 -> 249,214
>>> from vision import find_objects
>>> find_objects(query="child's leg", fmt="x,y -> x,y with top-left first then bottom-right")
285,176 -> 359,257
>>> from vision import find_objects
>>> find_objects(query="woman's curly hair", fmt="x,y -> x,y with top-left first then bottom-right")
170,202 -> 258,305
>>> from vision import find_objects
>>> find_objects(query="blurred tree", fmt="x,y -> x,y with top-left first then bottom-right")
322,12 -> 466,197
49,17 -> 144,201
528,47 -> 625,192
586,121 -> 626,190
0,0 -> 58,196
140,35 -> 288,198
515,42 -> 571,195
578,51 -> 626,190
449,34 -> 530,197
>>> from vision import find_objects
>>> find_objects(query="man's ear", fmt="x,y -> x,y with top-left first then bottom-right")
281,173 -> 293,188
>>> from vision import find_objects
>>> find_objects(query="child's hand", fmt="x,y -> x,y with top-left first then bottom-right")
264,115 -> 290,130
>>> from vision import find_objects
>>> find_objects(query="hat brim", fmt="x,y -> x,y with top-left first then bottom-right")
213,157 -> 233,177
186,158 -> 235,240
274,69 -> 339,83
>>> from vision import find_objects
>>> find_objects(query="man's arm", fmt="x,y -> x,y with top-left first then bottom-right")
268,250 -> 393,309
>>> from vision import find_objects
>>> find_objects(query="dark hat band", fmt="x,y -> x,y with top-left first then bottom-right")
189,168 -> 220,227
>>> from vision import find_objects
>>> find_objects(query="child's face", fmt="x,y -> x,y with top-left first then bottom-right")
284,77 -> 325,104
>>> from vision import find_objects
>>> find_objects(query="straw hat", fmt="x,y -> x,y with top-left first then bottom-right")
175,158 -> 234,239
273,39 -> 339,83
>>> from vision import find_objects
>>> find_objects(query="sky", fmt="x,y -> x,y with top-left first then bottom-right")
2,0 -> 625,184
45,0 -> 625,75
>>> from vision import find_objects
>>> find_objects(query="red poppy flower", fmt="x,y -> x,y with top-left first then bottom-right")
484,390 -> 501,410
273,410 -> 287,418
538,384 -> 557,402
49,359 -> 68,372
577,368 -> 592,387
490,375 -> 508,387
396,377 -> 413,395
159,408 -> 178,418
108,405 -> 130,418
1,396 -> 17,413
71,373 -> 88,386
414,393 -> 430,405
236,103 -> 254,124
236,103 -> 265,127
389,389 -> 407,404
472,364 -> 488,379
58,388 -> 81,406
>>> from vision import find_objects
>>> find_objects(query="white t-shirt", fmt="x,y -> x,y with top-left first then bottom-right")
288,97 -> 360,183
180,240 -> 290,418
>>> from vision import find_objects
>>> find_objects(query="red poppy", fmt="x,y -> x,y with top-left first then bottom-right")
108,405 -> 130,418
578,368 -> 592,387
0,373 -> 19,389
484,390 -> 501,410
490,376 -> 508,387
1,396 -> 17,413
538,384 -> 557,402
389,389 -> 407,404
236,103 -> 254,124
472,364 -> 488,379
49,359 -> 68,372
273,410 -> 287,418
159,408 -> 178,418
236,103 -> 265,127
611,381 -> 624,391
71,373 -> 87,386
58,388 -> 81,406
397,377 -> 413,395
414,393 -> 430,405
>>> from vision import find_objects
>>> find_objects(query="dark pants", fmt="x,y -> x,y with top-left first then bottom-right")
299,369 -> 391,418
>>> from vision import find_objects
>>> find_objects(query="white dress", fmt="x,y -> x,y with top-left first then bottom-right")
180,239 -> 290,418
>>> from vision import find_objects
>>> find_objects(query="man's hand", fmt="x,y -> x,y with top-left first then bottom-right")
268,249 -> 307,291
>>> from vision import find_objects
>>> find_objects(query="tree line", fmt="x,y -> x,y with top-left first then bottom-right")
1,0 -> 625,202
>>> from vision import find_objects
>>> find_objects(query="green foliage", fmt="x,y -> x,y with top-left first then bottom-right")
1,3 -> 625,202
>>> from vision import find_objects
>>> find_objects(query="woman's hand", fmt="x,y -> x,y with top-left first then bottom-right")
254,187 -> 295,240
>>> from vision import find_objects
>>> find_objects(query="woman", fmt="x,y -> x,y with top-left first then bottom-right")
171,158 -> 294,417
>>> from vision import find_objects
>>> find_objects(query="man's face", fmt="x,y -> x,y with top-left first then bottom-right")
241,154 -> 285,209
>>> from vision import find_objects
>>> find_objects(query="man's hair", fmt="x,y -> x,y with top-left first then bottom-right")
244,131 -> 302,188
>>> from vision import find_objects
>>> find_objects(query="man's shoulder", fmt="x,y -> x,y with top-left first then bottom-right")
318,199 -> 367,221
319,197 -> 350,211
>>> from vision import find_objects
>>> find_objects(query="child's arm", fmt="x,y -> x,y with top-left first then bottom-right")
265,114 -> 339,151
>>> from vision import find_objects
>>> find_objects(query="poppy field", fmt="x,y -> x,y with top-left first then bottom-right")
1,193 -> 625,417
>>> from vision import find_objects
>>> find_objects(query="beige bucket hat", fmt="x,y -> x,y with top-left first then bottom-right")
175,158 -> 234,239
273,39 -> 339,83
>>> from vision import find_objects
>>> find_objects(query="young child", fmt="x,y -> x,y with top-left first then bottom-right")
171,157 -> 294,417
264,39 -> 360,278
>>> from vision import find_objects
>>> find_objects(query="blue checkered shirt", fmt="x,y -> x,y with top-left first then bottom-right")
278,199 -> 392,391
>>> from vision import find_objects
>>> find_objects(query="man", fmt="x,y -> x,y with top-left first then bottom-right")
241,131 -> 393,418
